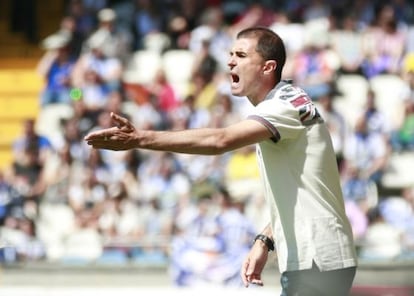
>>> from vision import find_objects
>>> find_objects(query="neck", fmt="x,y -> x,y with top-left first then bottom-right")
249,80 -> 279,106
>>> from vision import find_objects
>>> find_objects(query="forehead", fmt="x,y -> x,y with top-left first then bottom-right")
230,37 -> 258,54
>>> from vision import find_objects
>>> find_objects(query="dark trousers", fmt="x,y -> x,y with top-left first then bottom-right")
280,262 -> 356,296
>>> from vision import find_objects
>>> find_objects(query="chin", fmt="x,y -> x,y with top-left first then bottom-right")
231,86 -> 244,97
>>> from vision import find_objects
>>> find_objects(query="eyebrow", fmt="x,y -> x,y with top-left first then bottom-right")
230,49 -> 248,56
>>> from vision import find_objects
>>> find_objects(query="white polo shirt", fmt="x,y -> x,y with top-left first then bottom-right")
248,80 -> 358,273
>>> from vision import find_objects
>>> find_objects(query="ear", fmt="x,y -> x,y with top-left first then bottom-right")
263,60 -> 277,75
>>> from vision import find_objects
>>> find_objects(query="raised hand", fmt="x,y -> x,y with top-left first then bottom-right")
84,112 -> 138,151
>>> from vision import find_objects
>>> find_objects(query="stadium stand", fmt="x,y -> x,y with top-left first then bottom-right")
1,1 -> 414,293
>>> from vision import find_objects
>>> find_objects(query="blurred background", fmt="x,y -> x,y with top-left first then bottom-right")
1,0 -> 414,295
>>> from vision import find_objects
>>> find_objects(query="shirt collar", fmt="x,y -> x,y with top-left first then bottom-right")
264,79 -> 293,101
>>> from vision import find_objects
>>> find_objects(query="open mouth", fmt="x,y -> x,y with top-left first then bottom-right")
231,74 -> 240,83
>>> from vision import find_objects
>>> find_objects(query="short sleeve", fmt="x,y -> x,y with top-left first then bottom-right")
248,84 -> 322,142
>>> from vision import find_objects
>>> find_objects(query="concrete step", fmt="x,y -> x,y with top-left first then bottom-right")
0,119 -> 25,146
0,57 -> 40,69
0,149 -> 13,170
0,96 -> 40,120
0,69 -> 43,93
0,122 -> 20,169
0,44 -> 43,58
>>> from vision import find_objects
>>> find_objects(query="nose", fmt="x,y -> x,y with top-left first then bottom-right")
227,56 -> 236,69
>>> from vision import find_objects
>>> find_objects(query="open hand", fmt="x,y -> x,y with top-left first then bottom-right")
84,112 -> 138,151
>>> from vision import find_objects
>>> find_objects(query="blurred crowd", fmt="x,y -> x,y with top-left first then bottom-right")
2,0 -> 414,286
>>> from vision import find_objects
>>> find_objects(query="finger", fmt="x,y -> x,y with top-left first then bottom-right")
246,261 -> 256,277
84,127 -> 117,141
110,112 -> 130,128
249,277 -> 264,286
87,142 -> 113,149
244,260 -> 264,286
84,130 -> 106,141
241,259 -> 250,287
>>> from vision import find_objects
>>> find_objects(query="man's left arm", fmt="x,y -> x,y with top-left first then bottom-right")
241,223 -> 274,287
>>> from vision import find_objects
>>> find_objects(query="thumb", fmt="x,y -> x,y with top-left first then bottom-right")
110,112 -> 129,128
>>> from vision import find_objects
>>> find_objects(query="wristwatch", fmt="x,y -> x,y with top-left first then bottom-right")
254,234 -> 275,252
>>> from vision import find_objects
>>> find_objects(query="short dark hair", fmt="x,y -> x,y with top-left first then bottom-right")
237,26 -> 286,81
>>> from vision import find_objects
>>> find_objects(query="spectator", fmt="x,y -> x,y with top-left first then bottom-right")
190,64 -> 219,111
84,7 -> 133,62
361,4 -> 406,78
230,3 -> 277,33
380,195 -> 413,236
170,94 -> 227,185
390,94 -> 414,151
224,144 -> 260,201
343,115 -> 389,183
132,0 -> 166,50
37,33 -> 76,107
72,30 -> 123,93
0,212 -> 23,263
13,118 -> 53,163
67,149 -> 109,211
177,94 -> 211,129
61,207 -> 103,263
104,182 -> 143,243
316,92 -> 347,170
170,193 -> 222,286
0,171 -> 13,223
302,0 -> 331,22
188,6 -> 232,71
80,68 -> 112,112
145,69 -> 179,114
352,0 -> 376,30
209,92 -> 243,128
138,152 -> 190,209
359,206 -> 403,260
342,165 -> 377,209
360,88 -> 392,138
69,99 -> 97,137
80,0 -> 107,14
285,18 -> 337,100
173,0 -> 205,33
10,119 -> 53,196
15,216 -> 46,261
344,199 -> 369,243
56,15 -> 86,59
58,117 -> 90,163
330,13 -> 365,75
41,142 -> 75,204
66,0 -> 97,38
8,131 -> 52,222
269,11 -> 306,57
390,56 -> 414,151
127,93 -> 167,131
209,187 -> 257,285
131,197 -> 173,264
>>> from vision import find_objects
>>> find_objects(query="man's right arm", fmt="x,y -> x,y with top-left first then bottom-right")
85,112 -> 273,155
